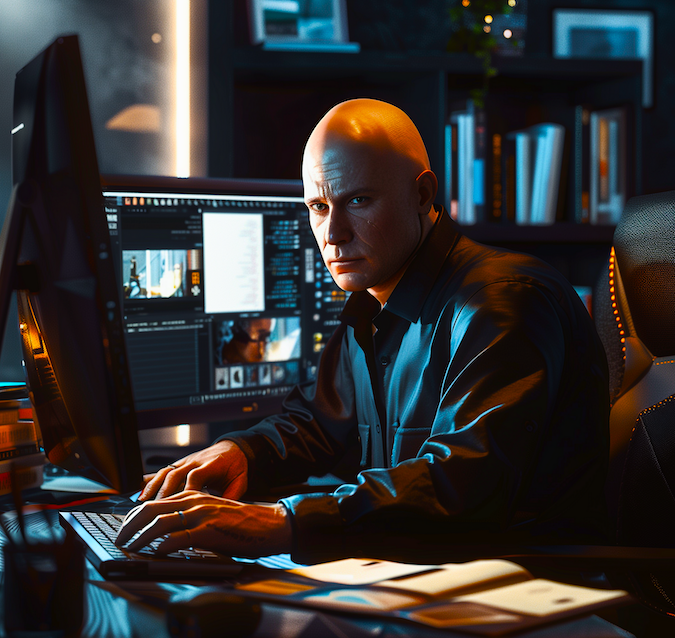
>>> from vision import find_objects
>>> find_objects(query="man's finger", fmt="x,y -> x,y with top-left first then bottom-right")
122,511 -> 183,553
117,501 -> 178,545
152,529 -> 197,554
139,465 -> 178,501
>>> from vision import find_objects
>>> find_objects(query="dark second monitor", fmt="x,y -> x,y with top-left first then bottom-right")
3,35 -> 344,494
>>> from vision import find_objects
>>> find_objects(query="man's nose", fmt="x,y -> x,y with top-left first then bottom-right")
326,207 -> 352,245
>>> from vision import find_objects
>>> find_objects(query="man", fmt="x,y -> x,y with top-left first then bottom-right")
116,99 -> 609,563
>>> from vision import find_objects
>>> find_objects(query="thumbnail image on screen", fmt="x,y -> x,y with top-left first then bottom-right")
123,248 -> 202,299
215,360 -> 300,392
214,316 -> 301,365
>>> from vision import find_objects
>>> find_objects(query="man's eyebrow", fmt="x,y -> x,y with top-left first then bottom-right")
305,188 -> 374,204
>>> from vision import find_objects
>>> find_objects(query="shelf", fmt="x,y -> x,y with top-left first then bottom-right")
230,48 -> 642,83
461,223 -> 615,245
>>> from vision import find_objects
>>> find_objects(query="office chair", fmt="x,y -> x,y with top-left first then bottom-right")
592,190 -> 675,614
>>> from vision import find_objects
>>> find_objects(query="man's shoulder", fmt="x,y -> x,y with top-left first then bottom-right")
445,233 -> 566,291
424,233 -> 578,323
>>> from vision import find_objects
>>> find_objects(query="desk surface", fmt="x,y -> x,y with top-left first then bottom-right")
0,506 -> 660,638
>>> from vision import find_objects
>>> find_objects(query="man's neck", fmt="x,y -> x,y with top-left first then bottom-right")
368,205 -> 440,307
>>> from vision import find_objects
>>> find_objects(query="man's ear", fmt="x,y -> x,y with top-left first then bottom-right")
416,170 -> 438,214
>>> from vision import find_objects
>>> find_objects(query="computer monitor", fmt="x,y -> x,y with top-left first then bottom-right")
2,35 -> 346,495
100,175 -> 347,430
2,35 -> 144,493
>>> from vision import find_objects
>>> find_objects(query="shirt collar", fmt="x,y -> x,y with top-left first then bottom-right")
340,207 -> 460,326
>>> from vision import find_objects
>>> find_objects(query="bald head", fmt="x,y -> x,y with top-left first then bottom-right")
303,98 -> 431,179
302,99 -> 439,306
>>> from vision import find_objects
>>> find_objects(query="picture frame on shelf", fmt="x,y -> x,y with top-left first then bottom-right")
552,8 -> 654,108
247,0 -> 360,52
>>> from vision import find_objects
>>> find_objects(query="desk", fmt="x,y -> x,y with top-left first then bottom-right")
78,566 -> 638,638
0,504 -> 654,638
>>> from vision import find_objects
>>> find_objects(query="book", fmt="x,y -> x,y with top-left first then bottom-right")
0,442 -> 42,462
491,133 -> 503,222
0,406 -> 33,424
504,123 -> 565,225
448,99 -> 486,225
573,105 -> 591,224
0,454 -> 45,495
505,130 -> 532,224
443,121 -> 457,219
529,124 -> 565,225
235,557 -> 630,635
590,107 -> 627,225
0,420 -> 40,451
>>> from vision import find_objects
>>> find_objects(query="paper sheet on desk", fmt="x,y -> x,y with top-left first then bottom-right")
289,558 -> 436,585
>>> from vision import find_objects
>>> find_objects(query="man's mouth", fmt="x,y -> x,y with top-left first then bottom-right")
329,257 -> 362,269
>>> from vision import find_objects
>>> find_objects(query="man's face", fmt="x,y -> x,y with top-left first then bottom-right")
303,140 -> 422,296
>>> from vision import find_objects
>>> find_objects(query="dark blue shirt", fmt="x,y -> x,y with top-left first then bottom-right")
227,210 -> 609,564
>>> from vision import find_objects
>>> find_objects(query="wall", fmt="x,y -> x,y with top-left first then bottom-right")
0,0 -> 175,380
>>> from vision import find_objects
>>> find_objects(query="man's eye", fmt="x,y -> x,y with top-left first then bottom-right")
349,196 -> 367,205
308,203 -> 328,213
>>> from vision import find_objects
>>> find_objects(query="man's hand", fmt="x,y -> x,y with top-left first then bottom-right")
139,440 -> 248,501
115,491 -> 293,558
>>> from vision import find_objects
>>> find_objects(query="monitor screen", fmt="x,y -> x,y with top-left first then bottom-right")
2,35 -> 144,493
100,175 -> 347,430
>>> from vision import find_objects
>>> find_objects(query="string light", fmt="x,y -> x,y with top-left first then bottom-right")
503,29 -> 513,39
462,0 -> 470,6
484,14 -> 493,23
483,25 -> 491,33
508,0 -> 516,6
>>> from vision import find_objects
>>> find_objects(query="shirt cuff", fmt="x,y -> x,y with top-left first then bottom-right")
280,492 -> 348,564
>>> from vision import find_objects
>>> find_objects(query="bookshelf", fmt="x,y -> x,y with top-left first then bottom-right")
208,3 -> 643,289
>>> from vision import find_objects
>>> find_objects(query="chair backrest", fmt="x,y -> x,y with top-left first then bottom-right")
593,190 -> 675,613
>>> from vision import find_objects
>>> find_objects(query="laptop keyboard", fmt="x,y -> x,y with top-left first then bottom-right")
71,511 -> 222,561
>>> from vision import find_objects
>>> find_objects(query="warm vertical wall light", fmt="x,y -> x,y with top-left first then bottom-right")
176,0 -> 191,177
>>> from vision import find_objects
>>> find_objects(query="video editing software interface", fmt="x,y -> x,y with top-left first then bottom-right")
102,187 -> 347,421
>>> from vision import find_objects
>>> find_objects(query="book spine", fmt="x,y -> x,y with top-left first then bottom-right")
502,135 -> 516,223
0,408 -> 33,424
514,133 -> 531,225
0,452 -> 45,474
492,134 -> 503,221
444,123 -> 453,217
543,125 -> 565,224
0,464 -> 43,495
530,128 -> 550,224
473,107 -> 487,224
573,105 -> 591,224
0,443 -> 41,461
0,421 -> 38,450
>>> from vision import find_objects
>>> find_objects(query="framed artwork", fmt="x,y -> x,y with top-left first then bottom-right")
552,8 -> 654,107
248,0 -> 359,52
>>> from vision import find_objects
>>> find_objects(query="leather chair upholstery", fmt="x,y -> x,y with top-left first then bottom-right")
592,190 -> 675,613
